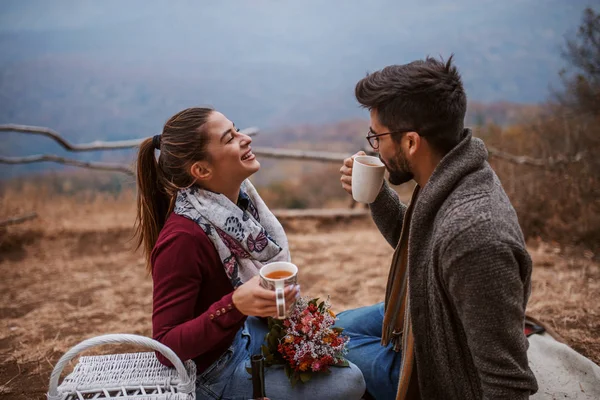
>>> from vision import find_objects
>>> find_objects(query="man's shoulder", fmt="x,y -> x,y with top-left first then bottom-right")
435,164 -> 523,248
437,166 -> 494,229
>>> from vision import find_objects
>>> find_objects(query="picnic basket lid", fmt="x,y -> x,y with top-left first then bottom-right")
46,333 -> 196,400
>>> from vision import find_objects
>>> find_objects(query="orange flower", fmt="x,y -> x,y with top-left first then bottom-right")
328,309 -> 336,318
299,360 -> 311,371
284,335 -> 294,344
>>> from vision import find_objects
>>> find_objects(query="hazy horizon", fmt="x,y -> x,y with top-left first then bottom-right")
0,1 -> 594,176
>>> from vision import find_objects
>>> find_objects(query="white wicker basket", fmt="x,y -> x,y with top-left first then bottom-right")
47,334 -> 196,400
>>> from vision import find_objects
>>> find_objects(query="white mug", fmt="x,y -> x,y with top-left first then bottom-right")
259,262 -> 298,319
352,155 -> 386,203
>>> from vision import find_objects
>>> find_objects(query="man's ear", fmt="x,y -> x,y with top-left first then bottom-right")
189,161 -> 212,182
405,131 -> 421,157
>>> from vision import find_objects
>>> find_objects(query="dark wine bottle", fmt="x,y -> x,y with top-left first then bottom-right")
250,354 -> 269,400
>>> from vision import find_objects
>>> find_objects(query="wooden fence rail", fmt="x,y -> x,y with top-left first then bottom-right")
0,124 -> 584,175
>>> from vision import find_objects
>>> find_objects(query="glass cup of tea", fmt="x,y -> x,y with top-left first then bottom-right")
259,262 -> 298,319
352,155 -> 386,203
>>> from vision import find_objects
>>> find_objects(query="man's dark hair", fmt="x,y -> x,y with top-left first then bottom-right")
355,55 -> 467,155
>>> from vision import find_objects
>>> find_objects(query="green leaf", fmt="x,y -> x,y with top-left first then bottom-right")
318,301 -> 325,312
268,334 -> 278,349
284,365 -> 291,379
290,373 -> 299,388
335,359 -> 350,368
299,372 -> 312,383
332,327 -> 344,334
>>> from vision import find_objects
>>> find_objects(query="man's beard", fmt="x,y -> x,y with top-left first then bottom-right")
382,148 -> 413,185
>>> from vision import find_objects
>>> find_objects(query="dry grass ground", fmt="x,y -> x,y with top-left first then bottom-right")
0,187 -> 598,399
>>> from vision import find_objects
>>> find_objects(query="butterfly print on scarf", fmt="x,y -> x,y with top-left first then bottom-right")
247,199 -> 260,222
223,255 -> 236,276
223,255 -> 242,288
215,226 -> 250,259
191,217 -> 214,236
199,222 -> 214,236
224,216 -> 245,241
247,230 -> 269,253
265,231 -> 279,247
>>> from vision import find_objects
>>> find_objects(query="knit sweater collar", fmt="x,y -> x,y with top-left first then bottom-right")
414,128 -> 488,219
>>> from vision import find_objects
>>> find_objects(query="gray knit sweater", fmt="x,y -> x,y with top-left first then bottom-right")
370,129 -> 538,399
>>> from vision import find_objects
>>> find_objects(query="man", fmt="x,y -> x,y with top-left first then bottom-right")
337,56 -> 538,399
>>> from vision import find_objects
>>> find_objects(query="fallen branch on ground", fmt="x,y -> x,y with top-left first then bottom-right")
0,212 -> 38,227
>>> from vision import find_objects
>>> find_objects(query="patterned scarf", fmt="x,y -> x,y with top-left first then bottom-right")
174,179 -> 290,288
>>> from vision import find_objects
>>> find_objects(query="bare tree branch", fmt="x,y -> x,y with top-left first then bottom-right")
0,155 -> 134,175
0,212 -> 38,227
486,147 -> 585,167
0,124 -> 145,151
0,124 -> 258,151
363,146 -> 584,168
252,146 -> 350,162
0,145 -> 584,173
0,148 -> 346,169
0,123 -> 584,168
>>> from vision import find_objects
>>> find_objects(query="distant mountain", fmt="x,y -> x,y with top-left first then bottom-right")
0,1 -> 591,177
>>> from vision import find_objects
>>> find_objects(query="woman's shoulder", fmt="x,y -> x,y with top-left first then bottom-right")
153,213 -> 218,265
160,213 -> 208,240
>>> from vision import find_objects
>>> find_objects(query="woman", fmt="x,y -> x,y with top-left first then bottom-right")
135,107 -> 365,399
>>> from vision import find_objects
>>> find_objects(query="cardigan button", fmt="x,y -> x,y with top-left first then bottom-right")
221,307 -> 226,314
216,310 -> 221,316
210,314 -> 214,320
228,304 -> 233,310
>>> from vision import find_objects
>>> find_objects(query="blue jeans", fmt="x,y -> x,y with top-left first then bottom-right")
196,316 -> 366,399
336,303 -> 402,400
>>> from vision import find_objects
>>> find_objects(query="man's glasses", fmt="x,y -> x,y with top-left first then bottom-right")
365,128 -> 416,150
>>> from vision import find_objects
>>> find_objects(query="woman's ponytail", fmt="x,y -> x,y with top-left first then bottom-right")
134,137 -> 171,273
134,107 -> 214,272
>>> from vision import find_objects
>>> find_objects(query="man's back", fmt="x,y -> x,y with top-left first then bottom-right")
372,130 -> 538,398
339,56 -> 538,399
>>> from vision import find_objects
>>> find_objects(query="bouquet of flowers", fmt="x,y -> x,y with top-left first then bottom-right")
261,296 -> 350,387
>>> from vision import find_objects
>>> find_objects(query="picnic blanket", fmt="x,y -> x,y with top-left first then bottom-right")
528,333 -> 600,399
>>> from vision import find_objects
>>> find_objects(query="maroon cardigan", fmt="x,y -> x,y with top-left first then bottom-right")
151,213 -> 247,373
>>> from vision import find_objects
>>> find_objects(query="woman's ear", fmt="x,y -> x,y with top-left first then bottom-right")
190,161 -> 212,182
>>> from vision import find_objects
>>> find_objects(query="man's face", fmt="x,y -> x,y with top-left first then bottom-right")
369,109 -> 414,185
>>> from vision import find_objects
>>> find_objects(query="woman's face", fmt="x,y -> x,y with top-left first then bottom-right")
202,111 -> 260,183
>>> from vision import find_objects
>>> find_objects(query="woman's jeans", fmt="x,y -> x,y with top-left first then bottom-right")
336,303 -> 402,400
195,316 -> 366,400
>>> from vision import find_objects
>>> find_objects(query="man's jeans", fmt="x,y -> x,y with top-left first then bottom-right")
336,302 -> 402,400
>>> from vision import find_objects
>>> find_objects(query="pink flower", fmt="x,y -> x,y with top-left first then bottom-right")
269,296 -> 350,385
312,361 -> 322,371
301,314 -> 312,326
